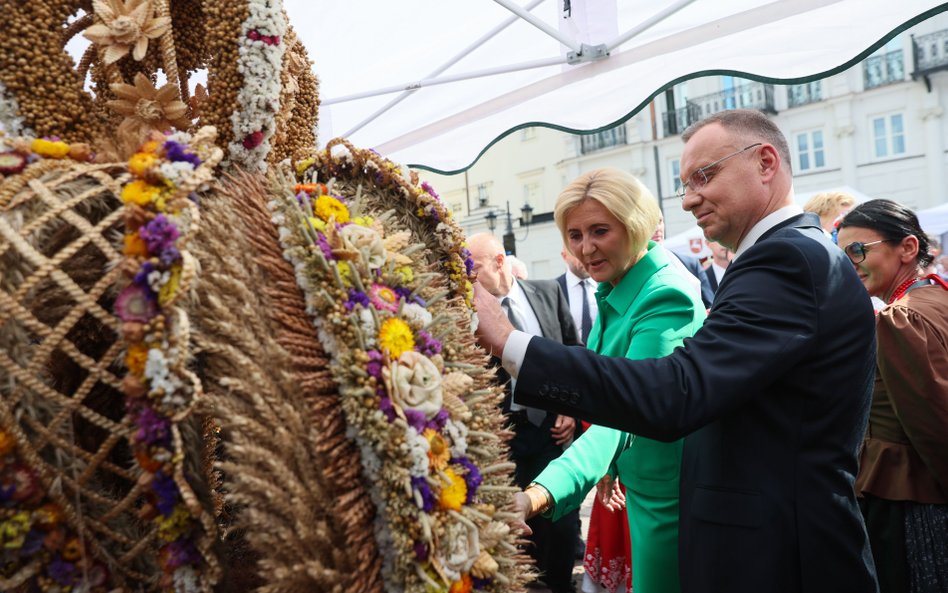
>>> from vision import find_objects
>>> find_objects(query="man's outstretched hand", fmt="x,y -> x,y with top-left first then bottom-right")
473,283 -> 514,358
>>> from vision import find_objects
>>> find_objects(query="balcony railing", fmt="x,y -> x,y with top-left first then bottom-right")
580,125 -> 627,154
864,49 -> 905,89
663,103 -> 702,136
691,82 -> 777,118
912,29 -> 948,79
786,81 -> 823,108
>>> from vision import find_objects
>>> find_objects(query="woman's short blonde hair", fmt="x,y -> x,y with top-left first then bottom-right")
554,167 -> 660,256
803,191 -> 856,218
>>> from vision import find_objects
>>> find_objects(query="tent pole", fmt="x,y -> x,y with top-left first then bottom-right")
492,0 -> 583,53
604,0 -> 699,53
343,0 -> 548,137
324,55 -> 567,105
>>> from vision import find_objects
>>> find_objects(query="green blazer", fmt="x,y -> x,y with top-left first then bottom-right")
535,242 -> 706,593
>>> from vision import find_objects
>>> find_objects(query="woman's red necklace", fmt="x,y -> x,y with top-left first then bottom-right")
887,273 -> 948,304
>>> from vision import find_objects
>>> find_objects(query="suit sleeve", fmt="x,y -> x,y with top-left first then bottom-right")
876,304 -> 948,493
514,241 -> 821,441
533,425 -> 625,520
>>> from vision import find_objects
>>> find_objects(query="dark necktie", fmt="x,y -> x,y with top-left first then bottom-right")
501,297 -> 545,426
580,279 -> 592,344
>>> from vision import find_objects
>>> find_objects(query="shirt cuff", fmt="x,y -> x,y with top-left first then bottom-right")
501,330 -> 532,380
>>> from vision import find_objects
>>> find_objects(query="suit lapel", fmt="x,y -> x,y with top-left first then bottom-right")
518,280 -> 552,338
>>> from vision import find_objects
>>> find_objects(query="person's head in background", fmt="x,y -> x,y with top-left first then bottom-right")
705,240 -> 732,267
554,167 -> 660,287
651,212 -> 665,243
803,191 -> 856,234
507,255 -> 529,280
837,199 -> 933,301
560,248 -> 589,279
467,233 -> 515,297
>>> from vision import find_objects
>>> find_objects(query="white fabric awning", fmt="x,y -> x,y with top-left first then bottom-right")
286,1 -> 947,173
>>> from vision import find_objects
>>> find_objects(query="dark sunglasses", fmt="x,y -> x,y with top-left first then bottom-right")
842,239 -> 897,263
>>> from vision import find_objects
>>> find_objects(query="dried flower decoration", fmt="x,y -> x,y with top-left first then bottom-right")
84,0 -> 172,64
108,73 -> 191,152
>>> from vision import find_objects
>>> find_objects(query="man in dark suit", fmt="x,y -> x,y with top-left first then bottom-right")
468,233 -> 580,593
704,239 -> 731,293
474,110 -> 878,593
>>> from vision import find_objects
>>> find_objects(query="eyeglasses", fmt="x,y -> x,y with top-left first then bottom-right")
676,143 -> 763,199
842,239 -> 897,264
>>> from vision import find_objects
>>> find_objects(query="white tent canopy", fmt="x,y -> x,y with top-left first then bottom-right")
286,0 -> 947,173
918,203 -> 948,237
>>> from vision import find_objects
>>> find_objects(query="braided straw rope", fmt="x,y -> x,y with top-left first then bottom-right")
188,171 -> 383,592
0,161 -> 168,589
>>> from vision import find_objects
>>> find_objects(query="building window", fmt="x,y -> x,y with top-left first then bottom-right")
449,201 -> 463,214
476,183 -> 490,207
522,181 -> 541,205
669,159 -> 682,195
872,114 -> 905,158
796,130 -> 825,171
579,126 -> 627,154
521,128 -> 536,141
787,81 -> 822,108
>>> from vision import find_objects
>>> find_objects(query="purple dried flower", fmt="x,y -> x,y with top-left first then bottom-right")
426,409 -> 449,432
163,140 -> 202,167
472,576 -> 492,590
345,289 -> 370,311
152,471 -> 180,516
452,457 -> 482,502
162,539 -> 202,568
159,245 -> 181,266
366,350 -> 384,380
139,214 -> 180,254
48,557 -> 77,585
421,181 -> 439,200
411,476 -> 435,512
416,330 -> 442,357
379,397 -> 396,422
404,409 -> 426,432
315,233 -> 333,260
135,406 -> 171,447
414,540 -> 429,561
20,528 -> 44,556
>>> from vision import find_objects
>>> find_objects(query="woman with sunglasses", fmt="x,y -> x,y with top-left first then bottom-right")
837,199 -> 948,593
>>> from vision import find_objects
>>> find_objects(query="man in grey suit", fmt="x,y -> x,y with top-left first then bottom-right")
468,233 -> 580,593
473,111 -> 878,593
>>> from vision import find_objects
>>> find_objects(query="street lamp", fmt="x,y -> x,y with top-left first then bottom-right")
502,201 -> 534,256
482,202 -> 533,255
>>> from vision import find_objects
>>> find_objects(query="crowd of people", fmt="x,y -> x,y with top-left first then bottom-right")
469,109 -> 947,593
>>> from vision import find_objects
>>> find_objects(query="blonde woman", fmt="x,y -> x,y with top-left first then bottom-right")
516,168 -> 705,593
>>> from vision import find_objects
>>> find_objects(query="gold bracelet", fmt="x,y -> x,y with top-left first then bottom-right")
524,483 -> 553,516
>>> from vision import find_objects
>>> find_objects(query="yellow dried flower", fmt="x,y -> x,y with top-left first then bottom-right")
158,265 -> 182,306
156,505 -> 191,542
123,233 -> 149,257
314,194 -> 350,224
125,343 -> 149,375
438,467 -> 468,511
424,429 -> 450,470
378,317 -> 415,358
84,0 -> 172,64
308,216 -> 327,233
30,138 -> 70,158
121,179 -> 160,206
128,151 -> 158,177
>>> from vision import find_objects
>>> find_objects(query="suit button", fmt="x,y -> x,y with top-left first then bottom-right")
539,384 -> 550,398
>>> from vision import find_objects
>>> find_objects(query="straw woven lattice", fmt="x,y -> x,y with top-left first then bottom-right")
0,162 -> 162,588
